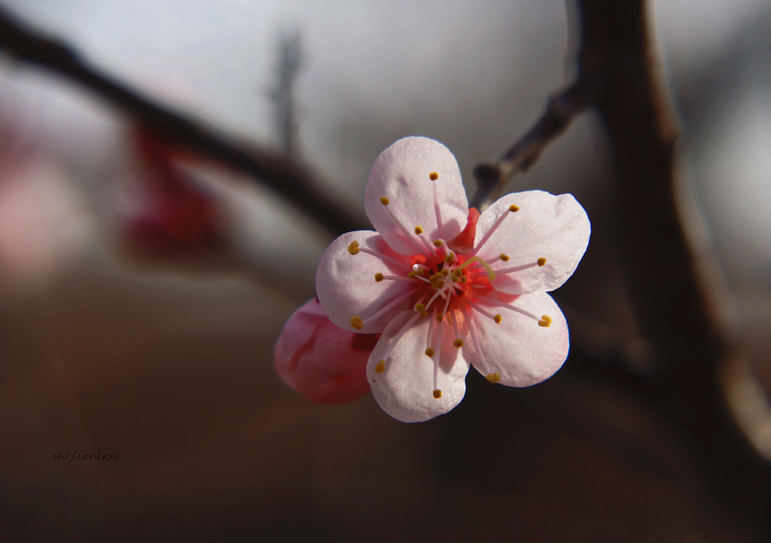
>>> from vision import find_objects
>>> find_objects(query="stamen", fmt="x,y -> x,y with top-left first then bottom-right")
361,288 -> 419,325
382,275 -> 421,284
432,178 -> 444,239
377,312 -> 422,368
460,306 -> 493,377
414,226 -> 424,235
465,298 -> 503,324
433,389 -> 442,399
474,293 -> 540,321
417,230 -> 440,258
496,262 -> 541,275
414,302 -> 427,317
538,258 -> 546,267
425,348 -> 435,358
381,200 -> 429,256
429,172 -> 439,181
468,204 -> 518,258
348,241 -> 359,255
350,316 -> 363,330
407,269 -> 424,278
425,289 -> 444,311
433,239 -> 443,247
374,273 -> 384,282
449,310 -> 464,348
444,251 -> 455,264
357,246 -> 411,271
432,311 -> 444,394
538,315 -> 552,327
380,197 -> 389,205
374,360 -> 386,373
486,373 -> 502,383
500,253 -> 510,262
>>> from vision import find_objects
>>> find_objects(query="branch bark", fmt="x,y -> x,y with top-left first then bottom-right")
0,6 -> 364,236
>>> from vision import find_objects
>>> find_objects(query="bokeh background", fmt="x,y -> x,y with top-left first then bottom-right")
1,0 -> 770,541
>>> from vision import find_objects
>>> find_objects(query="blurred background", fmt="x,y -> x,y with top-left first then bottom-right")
0,0 -> 770,541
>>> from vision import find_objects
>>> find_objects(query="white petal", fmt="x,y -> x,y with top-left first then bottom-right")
367,311 -> 470,422
365,137 -> 468,255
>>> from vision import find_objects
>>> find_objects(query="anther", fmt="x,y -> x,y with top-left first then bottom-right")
494,314 -> 502,324
380,197 -> 389,205
486,372 -> 502,383
444,252 -> 455,264
408,269 -> 424,278
537,257 -> 546,267
414,226 -> 424,235
414,302 -> 427,317
441,269 -> 450,277
429,172 -> 439,181
425,348 -> 435,358
432,389 -> 442,399
509,204 -> 519,212
435,314 -> 443,323
374,360 -> 386,373
433,240 -> 443,247
453,339 -> 464,348
350,316 -> 364,330
538,315 -> 552,327
374,273 -> 384,282
500,253 -> 510,262
348,241 -> 360,255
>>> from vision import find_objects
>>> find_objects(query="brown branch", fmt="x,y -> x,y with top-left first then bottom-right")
578,0 -> 771,534
0,6 -> 364,236
470,72 -> 606,208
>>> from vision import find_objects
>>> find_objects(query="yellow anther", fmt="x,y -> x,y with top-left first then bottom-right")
429,172 -> 439,181
537,257 -> 547,267
348,241 -> 360,255
425,348 -> 435,358
444,252 -> 455,264
500,253 -> 510,262
486,372 -> 502,383
414,226 -> 424,235
350,316 -> 364,330
433,389 -> 442,399
374,273 -> 384,282
494,314 -> 502,324
441,269 -> 450,277
509,204 -> 519,212
380,197 -> 389,205
461,276 -> 467,283
408,269 -> 424,278
538,315 -> 552,328
453,339 -> 464,348
414,302 -> 426,314
433,240 -> 443,247
429,272 -> 443,282
435,314 -> 443,323
374,360 -> 386,373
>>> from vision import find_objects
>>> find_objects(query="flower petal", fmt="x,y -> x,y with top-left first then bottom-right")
273,298 -> 372,405
364,137 -> 468,255
316,230 -> 416,333
464,291 -> 569,387
474,191 -> 590,294
367,311 -> 470,422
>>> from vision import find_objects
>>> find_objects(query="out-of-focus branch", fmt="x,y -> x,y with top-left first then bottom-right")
577,0 -> 771,534
471,75 -> 605,209
0,6 -> 364,236
270,32 -> 302,157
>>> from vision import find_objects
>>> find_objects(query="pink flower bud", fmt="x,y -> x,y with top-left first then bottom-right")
273,298 -> 376,405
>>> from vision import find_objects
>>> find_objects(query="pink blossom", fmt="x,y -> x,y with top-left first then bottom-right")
273,298 -> 376,405
314,136 -> 590,422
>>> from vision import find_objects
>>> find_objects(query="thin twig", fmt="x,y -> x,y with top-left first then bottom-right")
470,74 -> 605,209
0,6 -> 364,236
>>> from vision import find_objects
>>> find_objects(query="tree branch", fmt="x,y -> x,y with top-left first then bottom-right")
0,6 -> 364,236
470,71 -> 605,209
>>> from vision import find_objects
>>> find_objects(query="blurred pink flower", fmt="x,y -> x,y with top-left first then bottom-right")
119,126 -> 228,262
313,136 -> 591,422
0,152 -> 91,287
273,298 -> 376,405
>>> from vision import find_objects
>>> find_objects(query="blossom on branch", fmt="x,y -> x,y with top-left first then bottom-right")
292,136 -> 590,422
